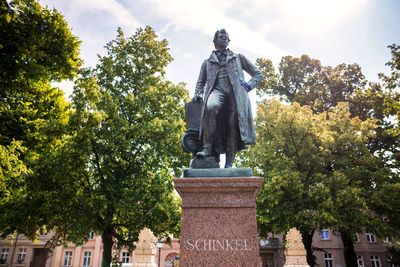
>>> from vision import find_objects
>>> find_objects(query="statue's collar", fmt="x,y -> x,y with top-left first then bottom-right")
208,49 -> 236,63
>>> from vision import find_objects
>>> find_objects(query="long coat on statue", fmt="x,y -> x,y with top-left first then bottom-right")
194,49 -> 263,153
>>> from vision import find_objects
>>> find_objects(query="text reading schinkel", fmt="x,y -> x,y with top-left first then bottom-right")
186,239 -> 252,251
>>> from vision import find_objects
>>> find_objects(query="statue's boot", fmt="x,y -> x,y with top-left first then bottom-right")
225,150 -> 235,168
197,109 -> 216,158
196,144 -> 212,157
225,120 -> 238,168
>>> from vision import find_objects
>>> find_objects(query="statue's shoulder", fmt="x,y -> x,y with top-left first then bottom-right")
237,53 -> 247,61
200,59 -> 208,69
206,51 -> 219,64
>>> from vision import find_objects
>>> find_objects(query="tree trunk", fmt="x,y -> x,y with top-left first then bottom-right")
8,233 -> 18,267
101,227 -> 114,267
301,230 -> 316,267
340,229 -> 358,267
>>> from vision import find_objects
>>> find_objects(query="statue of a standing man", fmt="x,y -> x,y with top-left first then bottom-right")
193,29 -> 263,168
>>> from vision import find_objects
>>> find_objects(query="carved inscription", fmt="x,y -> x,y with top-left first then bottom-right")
186,239 -> 252,251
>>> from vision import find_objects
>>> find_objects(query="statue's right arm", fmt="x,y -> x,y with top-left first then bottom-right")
193,60 -> 207,102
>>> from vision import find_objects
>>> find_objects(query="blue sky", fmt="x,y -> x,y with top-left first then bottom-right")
39,0 -> 400,99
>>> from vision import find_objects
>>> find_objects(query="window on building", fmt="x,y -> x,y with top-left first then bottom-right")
357,256 -> 364,267
366,233 -> 376,242
38,230 -> 47,236
83,251 -> 91,266
321,229 -> 329,240
0,248 -> 9,263
324,253 -> 333,267
38,225 -> 47,236
88,231 -> 94,240
17,248 -> 27,264
370,256 -> 381,267
64,251 -> 73,266
121,252 -> 130,263
165,253 -> 179,267
355,233 -> 360,243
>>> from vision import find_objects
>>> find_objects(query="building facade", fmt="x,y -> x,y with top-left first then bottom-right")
0,230 -> 393,267
0,232 -> 179,267
258,229 -> 392,267
0,233 -> 52,267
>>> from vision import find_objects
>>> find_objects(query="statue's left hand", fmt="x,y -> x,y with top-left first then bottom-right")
239,79 -> 252,92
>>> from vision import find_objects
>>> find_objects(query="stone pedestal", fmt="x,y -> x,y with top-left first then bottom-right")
283,228 -> 310,267
133,228 -> 157,267
174,175 -> 264,267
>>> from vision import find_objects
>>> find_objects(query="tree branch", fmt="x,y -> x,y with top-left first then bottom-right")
91,139 -> 105,182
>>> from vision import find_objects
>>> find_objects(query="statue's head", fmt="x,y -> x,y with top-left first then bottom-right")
213,29 -> 230,50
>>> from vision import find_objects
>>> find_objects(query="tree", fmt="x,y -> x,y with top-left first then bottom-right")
372,44 -> 400,244
370,180 -> 400,243
0,0 -> 81,89
33,27 -> 189,266
0,0 -> 81,239
385,241 -> 400,267
0,0 -> 80,149
378,44 -> 400,168
238,100 -> 393,267
380,44 -> 400,92
255,55 -> 365,114
256,55 -> 398,168
254,54 -> 400,266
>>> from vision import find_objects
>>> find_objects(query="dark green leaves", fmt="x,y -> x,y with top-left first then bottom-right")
39,27 -> 188,265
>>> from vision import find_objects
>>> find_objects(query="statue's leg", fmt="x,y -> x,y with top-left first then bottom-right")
225,92 -> 239,168
197,89 -> 225,158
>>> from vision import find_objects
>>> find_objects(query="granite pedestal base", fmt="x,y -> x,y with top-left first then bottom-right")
173,175 -> 264,267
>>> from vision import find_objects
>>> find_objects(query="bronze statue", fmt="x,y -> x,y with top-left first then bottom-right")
183,29 -> 263,168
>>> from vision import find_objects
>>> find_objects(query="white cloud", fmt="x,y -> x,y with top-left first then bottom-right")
39,0 -> 143,97
183,53 -> 193,59
136,0 -> 287,63
40,0 -> 142,34
276,0 -> 367,31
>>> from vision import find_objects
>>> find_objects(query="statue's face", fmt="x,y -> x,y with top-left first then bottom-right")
214,32 -> 230,50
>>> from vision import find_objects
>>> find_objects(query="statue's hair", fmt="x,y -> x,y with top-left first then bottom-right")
213,29 -> 230,42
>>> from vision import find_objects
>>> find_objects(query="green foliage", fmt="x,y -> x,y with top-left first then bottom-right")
0,0 -> 79,151
238,100 -> 395,266
0,81 -> 70,153
256,53 -> 399,170
370,182 -> 400,237
0,0 -> 80,151
385,241 -> 400,266
0,0 -> 82,89
0,141 -> 28,197
34,27 -> 189,266
0,0 -> 81,239
380,44 -> 400,139
380,44 -> 400,91
251,53 -> 400,267
256,55 -> 366,114
0,141 -> 30,233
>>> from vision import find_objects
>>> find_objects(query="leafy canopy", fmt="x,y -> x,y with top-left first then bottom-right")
0,0 -> 81,239
33,27 -> 189,266
238,100 -> 395,266
256,54 -> 399,168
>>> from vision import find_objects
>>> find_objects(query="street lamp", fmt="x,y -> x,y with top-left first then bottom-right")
157,239 -> 163,267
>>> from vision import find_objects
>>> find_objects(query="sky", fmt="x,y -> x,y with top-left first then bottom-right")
38,0 -> 400,99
